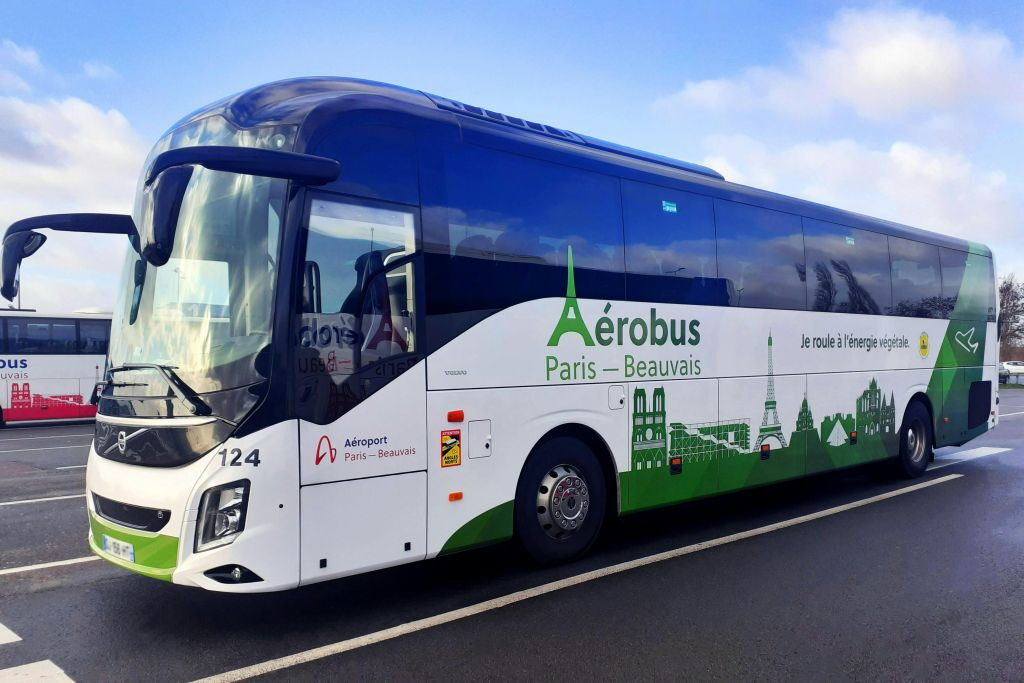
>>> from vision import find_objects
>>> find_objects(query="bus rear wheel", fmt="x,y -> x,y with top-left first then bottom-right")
515,436 -> 606,564
896,401 -> 932,478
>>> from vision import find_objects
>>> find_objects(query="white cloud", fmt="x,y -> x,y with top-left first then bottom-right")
655,7 -> 1024,121
698,134 -> 1023,276
0,95 -> 146,312
651,6 -> 1024,279
82,60 -> 118,80
0,39 -> 41,94
1,40 -> 41,70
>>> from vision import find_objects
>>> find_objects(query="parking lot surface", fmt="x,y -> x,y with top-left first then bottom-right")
1,391 -> 1023,681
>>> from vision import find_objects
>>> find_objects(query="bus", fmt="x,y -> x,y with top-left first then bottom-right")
0,310 -> 110,425
0,78 -> 998,592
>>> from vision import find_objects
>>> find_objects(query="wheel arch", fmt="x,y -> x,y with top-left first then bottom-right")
525,422 -> 621,519
905,391 -> 935,438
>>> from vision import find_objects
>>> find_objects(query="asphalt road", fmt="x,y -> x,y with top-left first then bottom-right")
1,392 -> 1023,682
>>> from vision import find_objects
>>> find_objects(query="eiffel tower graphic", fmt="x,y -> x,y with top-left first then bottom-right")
754,331 -> 788,449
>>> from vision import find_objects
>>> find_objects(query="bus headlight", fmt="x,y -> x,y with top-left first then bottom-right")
196,480 -> 250,552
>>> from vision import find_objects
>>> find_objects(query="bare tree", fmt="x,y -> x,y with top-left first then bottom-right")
999,274 -> 1024,346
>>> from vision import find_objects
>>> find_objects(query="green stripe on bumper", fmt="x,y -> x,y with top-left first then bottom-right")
89,512 -> 179,581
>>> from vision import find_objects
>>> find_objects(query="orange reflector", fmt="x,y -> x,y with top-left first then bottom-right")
760,444 -> 770,452
447,410 -> 464,422
448,492 -> 463,502
851,431 -> 857,439
670,457 -> 682,466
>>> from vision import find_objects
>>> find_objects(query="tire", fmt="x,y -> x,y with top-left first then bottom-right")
515,435 -> 607,564
896,401 -> 932,478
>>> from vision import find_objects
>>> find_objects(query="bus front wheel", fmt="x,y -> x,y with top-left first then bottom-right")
515,436 -> 607,564
896,401 -> 932,478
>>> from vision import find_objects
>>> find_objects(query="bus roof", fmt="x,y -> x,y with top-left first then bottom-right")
0,309 -> 111,319
166,77 -> 989,257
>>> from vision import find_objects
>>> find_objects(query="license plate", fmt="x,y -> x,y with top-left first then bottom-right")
102,535 -> 135,563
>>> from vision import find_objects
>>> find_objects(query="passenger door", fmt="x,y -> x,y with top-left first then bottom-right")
294,194 -> 427,582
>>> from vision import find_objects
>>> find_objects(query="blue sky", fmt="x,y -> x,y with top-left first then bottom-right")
0,1 -> 1021,311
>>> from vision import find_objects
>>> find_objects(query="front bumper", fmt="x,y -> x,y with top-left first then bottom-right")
88,511 -> 178,581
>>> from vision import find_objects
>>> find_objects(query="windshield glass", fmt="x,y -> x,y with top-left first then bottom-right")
108,118 -> 292,395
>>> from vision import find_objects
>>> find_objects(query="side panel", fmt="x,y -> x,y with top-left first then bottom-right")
622,378 -> 718,512
719,373 -> 807,492
806,370 -> 915,474
299,472 -> 426,584
0,354 -> 102,422
427,383 -> 627,557
298,364 -> 426,484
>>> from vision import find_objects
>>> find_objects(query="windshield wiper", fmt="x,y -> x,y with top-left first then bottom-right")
106,363 -> 213,417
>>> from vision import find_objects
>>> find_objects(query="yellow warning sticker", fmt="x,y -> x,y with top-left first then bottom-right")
441,429 -> 461,468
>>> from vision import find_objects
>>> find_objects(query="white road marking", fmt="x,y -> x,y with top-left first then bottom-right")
929,446 -> 1012,471
0,494 -> 85,507
0,622 -> 20,645
192,473 -> 963,683
0,444 -> 91,454
0,659 -> 74,681
0,433 -> 92,443
54,465 -> 86,470
0,556 -> 98,577
999,410 -> 1024,417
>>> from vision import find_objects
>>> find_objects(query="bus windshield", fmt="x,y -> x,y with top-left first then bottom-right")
108,166 -> 286,395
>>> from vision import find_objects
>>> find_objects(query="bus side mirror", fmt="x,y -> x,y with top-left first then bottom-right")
1,230 -> 47,301
141,165 -> 194,267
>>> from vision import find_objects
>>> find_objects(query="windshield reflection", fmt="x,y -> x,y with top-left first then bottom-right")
109,167 -> 285,394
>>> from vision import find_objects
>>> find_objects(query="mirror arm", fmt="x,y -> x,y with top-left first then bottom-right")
4,213 -> 137,240
147,146 -> 340,187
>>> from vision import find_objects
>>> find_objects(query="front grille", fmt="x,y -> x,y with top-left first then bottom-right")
93,494 -> 170,532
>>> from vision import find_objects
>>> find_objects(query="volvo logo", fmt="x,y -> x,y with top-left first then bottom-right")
117,431 -> 127,454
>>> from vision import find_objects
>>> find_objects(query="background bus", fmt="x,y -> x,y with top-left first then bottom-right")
0,310 -> 110,424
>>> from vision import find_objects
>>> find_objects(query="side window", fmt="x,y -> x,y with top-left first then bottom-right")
52,320 -> 76,353
8,318 -> 75,354
423,143 -> 625,353
940,248 -> 996,321
296,198 -> 418,423
889,237 -> 942,318
79,320 -> 111,355
714,200 -> 806,310
0,318 -> 5,353
803,219 -> 891,314
623,180 -> 723,305
439,144 -> 623,272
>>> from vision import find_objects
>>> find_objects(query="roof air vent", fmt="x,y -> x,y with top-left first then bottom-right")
421,92 -> 723,180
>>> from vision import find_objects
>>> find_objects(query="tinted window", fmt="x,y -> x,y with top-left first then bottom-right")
424,144 -> 625,353
623,180 -> 724,305
8,318 -> 77,354
803,219 -> 891,314
302,200 -> 416,316
296,198 -> 419,424
437,144 -> 623,272
714,200 -> 806,310
79,320 -> 110,355
940,248 -> 995,321
312,117 -> 419,205
889,237 -> 942,318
